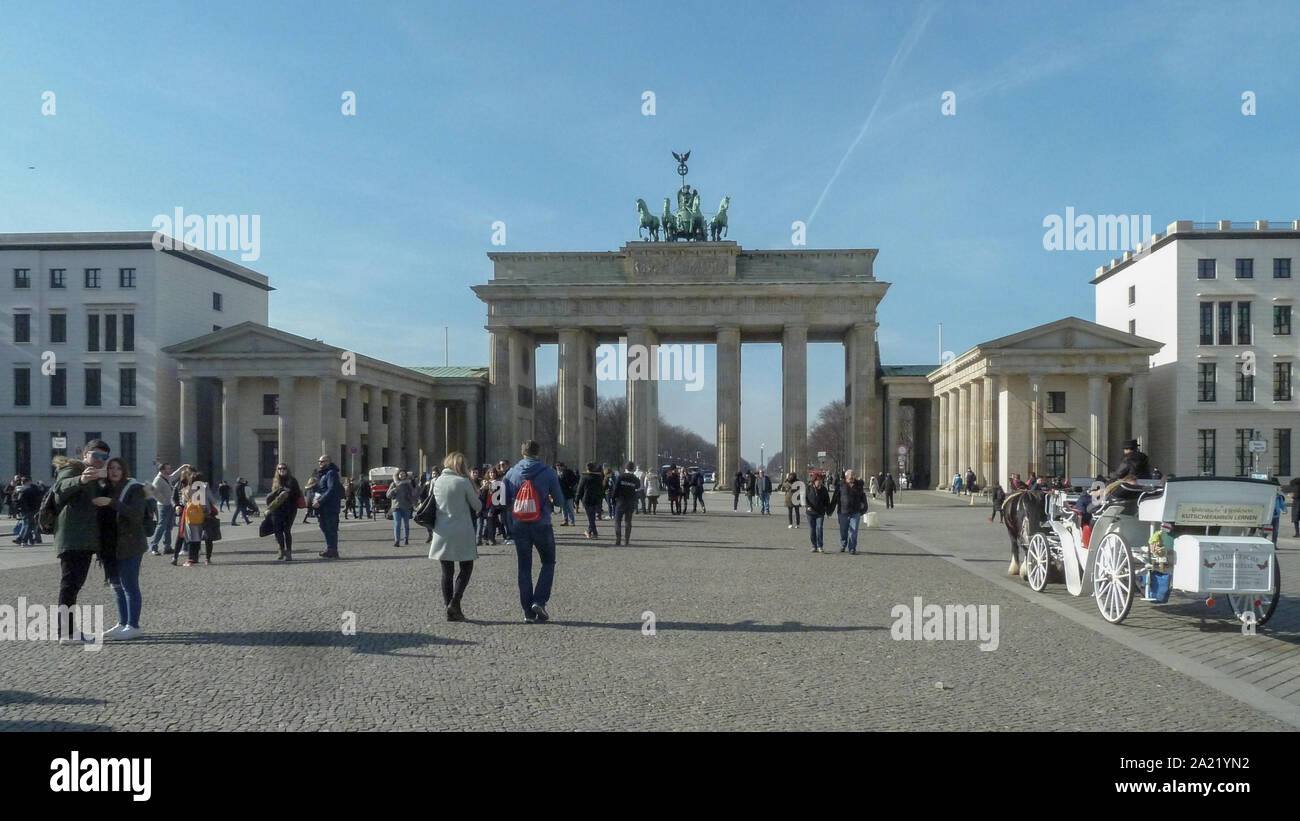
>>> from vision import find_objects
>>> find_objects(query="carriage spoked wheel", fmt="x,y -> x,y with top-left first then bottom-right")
1092,533 -> 1134,624
1227,561 -> 1281,629
1026,533 -> 1051,592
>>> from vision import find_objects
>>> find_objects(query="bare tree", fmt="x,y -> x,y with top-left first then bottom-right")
533,384 -> 558,463
595,396 -> 627,467
807,399 -> 847,472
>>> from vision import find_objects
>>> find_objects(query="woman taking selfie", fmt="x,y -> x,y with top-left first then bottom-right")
93,457 -> 150,639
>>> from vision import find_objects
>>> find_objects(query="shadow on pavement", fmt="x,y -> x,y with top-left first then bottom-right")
469,619 -> 887,633
0,690 -> 106,708
0,719 -> 113,732
131,630 -> 476,655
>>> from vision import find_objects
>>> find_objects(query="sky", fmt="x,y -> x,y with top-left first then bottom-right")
4,0 -> 1300,466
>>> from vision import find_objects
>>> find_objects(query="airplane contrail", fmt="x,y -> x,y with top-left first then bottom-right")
807,2 -> 936,227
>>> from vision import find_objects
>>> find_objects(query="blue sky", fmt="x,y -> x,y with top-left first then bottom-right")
4,0 -> 1300,465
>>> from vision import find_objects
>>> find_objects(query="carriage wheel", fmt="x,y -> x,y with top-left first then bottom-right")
1227,560 -> 1281,628
1092,533 -> 1134,624
1026,533 -> 1051,592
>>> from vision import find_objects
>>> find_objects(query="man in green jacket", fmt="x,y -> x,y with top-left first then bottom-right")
53,439 -> 110,642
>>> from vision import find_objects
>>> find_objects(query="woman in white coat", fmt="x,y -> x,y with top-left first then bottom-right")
429,452 -> 482,621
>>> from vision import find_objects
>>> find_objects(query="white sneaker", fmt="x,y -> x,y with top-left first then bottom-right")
113,625 -> 142,641
787,524 -> 793,529
100,623 -> 127,641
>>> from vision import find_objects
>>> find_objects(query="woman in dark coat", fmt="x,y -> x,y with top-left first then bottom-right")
264,464 -> 302,560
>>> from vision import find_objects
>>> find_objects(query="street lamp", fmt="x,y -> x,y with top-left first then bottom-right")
760,442 -> 765,472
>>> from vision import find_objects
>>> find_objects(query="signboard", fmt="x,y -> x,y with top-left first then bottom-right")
1175,503 -> 1265,527
350,446 -> 358,454
817,451 -> 827,458
51,436 -> 66,449
1247,439 -> 1268,453
897,445 -> 908,456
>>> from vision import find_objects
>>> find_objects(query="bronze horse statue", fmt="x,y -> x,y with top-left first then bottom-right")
709,196 -> 730,241
1002,488 -> 1048,578
636,198 -> 660,241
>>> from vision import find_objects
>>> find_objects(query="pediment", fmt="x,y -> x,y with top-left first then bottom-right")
981,317 -> 1160,353
164,322 -> 336,356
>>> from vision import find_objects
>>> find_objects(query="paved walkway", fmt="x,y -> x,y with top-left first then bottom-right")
0,494 -> 1292,730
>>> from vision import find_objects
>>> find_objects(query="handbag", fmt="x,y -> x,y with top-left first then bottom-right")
203,507 -> 223,542
413,489 -> 437,529
258,517 -> 276,538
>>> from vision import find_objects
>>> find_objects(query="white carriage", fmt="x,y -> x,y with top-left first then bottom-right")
1024,477 -> 1282,628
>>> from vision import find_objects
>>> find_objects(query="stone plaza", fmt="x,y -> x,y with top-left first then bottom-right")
0,492 -> 1294,731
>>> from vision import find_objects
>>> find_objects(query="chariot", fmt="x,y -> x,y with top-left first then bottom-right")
1023,477 -> 1281,628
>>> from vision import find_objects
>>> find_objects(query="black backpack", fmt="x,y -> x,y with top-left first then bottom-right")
37,486 -> 58,534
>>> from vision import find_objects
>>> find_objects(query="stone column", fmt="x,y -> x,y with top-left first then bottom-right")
781,324 -> 808,476
982,374 -> 998,489
578,330 -> 597,464
402,394 -> 416,471
509,331 -> 536,445
486,329 -> 512,463
888,396 -> 903,470
220,377 -> 240,483
386,390 -> 404,468
969,379 -> 983,485
346,381 -> 362,475
1088,375 -> 1104,476
319,376 -> 338,463
625,326 -> 657,468
956,383 -> 970,477
465,395 -> 481,467
928,396 -> 940,489
419,398 -> 436,472
179,375 -> 199,466
366,386 -> 383,469
947,388 -> 960,484
847,321 -> 879,477
431,401 -> 446,466
277,376 -> 295,473
716,325 -> 741,489
1028,373 -> 1044,477
1132,370 -> 1149,452
557,328 -> 583,467
937,390 -> 950,486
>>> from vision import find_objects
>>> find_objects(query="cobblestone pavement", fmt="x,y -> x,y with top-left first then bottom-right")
0,496 -> 1292,731
883,490 -> 1300,725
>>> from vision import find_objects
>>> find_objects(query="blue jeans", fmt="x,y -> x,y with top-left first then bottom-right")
760,492 -> 771,514
106,553 -> 143,628
808,514 -> 824,548
837,513 -> 861,552
149,502 -> 174,550
231,504 -> 252,525
317,509 -> 340,553
747,494 -> 755,512
359,496 -> 372,518
17,511 -> 37,543
393,508 -> 411,542
512,519 -> 557,617
562,497 -> 575,525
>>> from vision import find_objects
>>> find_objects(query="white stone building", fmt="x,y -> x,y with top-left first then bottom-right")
1,232 -> 270,478
1094,220 -> 1300,479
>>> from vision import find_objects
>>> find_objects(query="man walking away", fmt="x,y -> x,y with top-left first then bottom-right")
231,477 -> 254,525
759,470 -> 773,514
556,462 -> 579,527
576,462 -> 604,538
357,475 -> 373,519
613,461 -> 641,546
313,455 -> 344,558
732,470 -> 744,511
505,440 -> 564,623
691,469 -> 706,513
882,472 -> 896,509
148,462 -> 186,555
13,477 -> 41,546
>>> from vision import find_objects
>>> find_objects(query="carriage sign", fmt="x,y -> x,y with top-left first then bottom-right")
1174,503 -> 1265,526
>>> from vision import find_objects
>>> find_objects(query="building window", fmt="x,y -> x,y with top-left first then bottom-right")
263,394 -> 279,416
84,431 -> 100,445
1198,259 -> 1217,279
1235,369 -> 1254,402
1235,429 -> 1258,477
50,367 -> 67,407
1275,258 -> 1292,279
1200,302 -> 1214,344
119,432 -> 137,475
87,315 -> 99,352
382,404 -> 389,424
122,314 -> 134,351
212,292 -> 223,311
13,313 -> 31,343
13,368 -> 30,407
1218,302 -> 1233,345
1197,429 -> 1216,475
13,268 -> 30,288
118,268 -> 136,288
49,268 -> 65,288
1046,391 -> 1066,413
1275,305 -> 1292,336
84,368 -> 101,406
362,402 -> 369,422
1045,440 -> 1067,479
1198,363 -> 1217,402
1237,302 -> 1251,345
104,315 -> 117,352
13,432 -> 31,478
1275,429 -> 1292,476
119,368 -> 136,407
1274,362 -> 1293,401
1235,258 -> 1254,279
341,397 -> 348,419
1127,285 -> 1135,305
84,268 -> 101,288
1128,319 -> 1136,335
49,313 -> 66,344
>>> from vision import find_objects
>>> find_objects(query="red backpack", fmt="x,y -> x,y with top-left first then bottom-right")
512,479 -> 542,522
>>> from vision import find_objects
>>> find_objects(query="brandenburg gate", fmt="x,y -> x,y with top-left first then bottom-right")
472,152 -> 890,489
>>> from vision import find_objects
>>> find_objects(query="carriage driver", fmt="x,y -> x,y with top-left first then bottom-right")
1107,439 -> 1152,483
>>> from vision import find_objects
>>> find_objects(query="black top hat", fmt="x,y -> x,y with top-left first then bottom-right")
1123,439 -> 1139,450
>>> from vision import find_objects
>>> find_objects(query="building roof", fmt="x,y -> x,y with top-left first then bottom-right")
881,365 -> 937,377
1089,220 -> 1300,285
0,231 -> 274,291
406,366 -> 489,379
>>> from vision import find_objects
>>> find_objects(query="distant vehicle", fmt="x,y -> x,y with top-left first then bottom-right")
704,471 -> 716,485
368,466 -> 401,517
